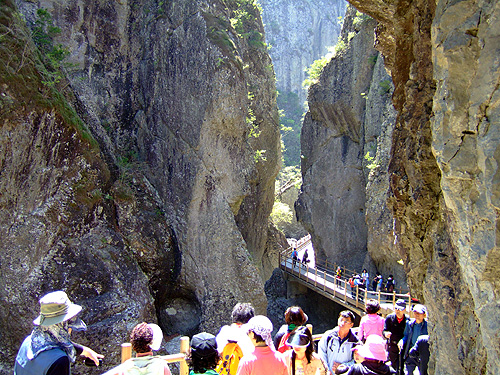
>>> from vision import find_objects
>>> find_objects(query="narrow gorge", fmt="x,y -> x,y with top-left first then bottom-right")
0,0 -> 499,374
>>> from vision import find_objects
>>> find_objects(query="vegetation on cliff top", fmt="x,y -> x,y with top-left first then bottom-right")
0,1 -> 98,150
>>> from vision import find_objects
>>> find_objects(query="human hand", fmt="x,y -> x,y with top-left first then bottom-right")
81,346 -> 104,366
397,340 -> 403,351
335,364 -> 349,374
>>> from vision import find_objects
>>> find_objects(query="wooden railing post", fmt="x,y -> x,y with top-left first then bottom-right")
315,266 -> 318,287
307,323 -> 313,334
121,343 -> 132,363
378,291 -> 381,305
355,286 -> 359,308
179,336 -> 190,375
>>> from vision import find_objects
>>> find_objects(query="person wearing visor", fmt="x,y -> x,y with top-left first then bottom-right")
398,304 -> 428,375
188,332 -> 220,375
14,290 -> 103,375
104,322 -> 171,375
236,315 -> 288,375
283,326 -> 327,375
383,299 -> 409,374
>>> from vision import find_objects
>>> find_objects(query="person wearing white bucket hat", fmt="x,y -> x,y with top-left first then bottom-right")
236,315 -> 288,375
104,322 -> 172,375
14,291 -> 103,375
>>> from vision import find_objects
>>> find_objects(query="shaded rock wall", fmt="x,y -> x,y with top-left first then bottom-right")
296,6 -> 401,279
260,0 -> 346,104
0,0 -> 281,372
347,0 -> 500,373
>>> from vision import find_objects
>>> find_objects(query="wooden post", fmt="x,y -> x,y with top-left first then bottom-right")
378,291 -> 381,305
323,269 -> 326,292
315,266 -> 318,287
365,288 -> 367,303
307,323 -> 313,334
355,286 -> 359,308
121,343 -> 132,363
179,336 -> 190,375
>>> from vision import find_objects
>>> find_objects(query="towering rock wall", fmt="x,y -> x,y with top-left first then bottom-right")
296,6 -> 401,279
260,0 -> 346,105
0,0 -> 281,372
348,0 -> 500,373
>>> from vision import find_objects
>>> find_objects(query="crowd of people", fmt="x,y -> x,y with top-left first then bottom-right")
13,291 -> 430,375
344,271 -> 396,295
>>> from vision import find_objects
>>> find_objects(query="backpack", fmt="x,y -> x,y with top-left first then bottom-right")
215,342 -> 243,375
277,331 -> 292,353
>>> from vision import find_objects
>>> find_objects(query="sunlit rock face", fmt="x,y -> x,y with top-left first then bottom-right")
347,0 -> 500,373
296,6 -> 400,280
1,0 -> 281,372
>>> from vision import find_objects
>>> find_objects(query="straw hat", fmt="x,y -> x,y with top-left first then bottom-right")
33,291 -> 82,326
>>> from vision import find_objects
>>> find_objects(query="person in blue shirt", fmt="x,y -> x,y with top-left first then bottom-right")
398,304 -> 428,375
14,291 -> 103,375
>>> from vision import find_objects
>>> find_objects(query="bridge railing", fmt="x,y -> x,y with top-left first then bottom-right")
279,247 -> 417,314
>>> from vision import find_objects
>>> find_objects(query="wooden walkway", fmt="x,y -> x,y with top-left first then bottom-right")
279,244 -> 416,317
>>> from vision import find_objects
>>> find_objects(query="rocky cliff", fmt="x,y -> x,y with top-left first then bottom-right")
296,6 -> 402,280
260,0 -> 346,104
300,0 -> 500,372
0,0 -> 281,372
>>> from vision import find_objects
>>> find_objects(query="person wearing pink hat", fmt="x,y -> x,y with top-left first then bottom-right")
341,335 -> 396,375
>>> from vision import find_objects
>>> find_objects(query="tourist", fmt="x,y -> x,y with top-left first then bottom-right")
216,303 -> 255,356
317,310 -> 360,373
283,326 -> 328,375
342,335 -> 396,375
292,248 -> 299,268
358,299 -> 385,341
107,322 -> 171,375
376,274 -> 383,293
398,304 -> 428,375
302,250 -> 309,264
215,302 -> 255,374
14,291 -> 103,375
189,332 -> 220,375
361,269 -> 369,290
236,315 -> 288,375
385,275 -> 395,293
273,306 -> 308,352
336,267 -> 342,287
408,334 -> 429,375
383,299 -> 409,374
353,275 -> 363,300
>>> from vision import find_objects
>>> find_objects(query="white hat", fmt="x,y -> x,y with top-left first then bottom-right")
148,323 -> 163,351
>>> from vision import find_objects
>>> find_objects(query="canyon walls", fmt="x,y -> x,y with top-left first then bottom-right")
0,0 -> 281,372
296,6 -> 402,280
348,0 -> 500,373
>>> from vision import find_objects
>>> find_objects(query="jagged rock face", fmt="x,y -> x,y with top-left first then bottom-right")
348,0 -> 500,373
296,6 -> 399,278
260,0 -> 346,104
1,0 -> 280,372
